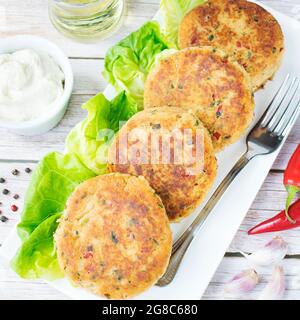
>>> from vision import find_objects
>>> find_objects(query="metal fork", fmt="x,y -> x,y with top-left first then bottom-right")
157,74 -> 300,287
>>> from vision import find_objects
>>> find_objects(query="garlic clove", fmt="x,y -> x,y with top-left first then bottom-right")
241,236 -> 288,267
224,269 -> 259,297
258,266 -> 285,300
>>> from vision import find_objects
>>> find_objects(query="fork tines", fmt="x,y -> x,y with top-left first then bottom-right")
260,74 -> 300,137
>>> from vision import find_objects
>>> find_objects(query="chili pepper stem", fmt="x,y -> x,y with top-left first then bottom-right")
285,212 -> 296,224
285,185 -> 299,224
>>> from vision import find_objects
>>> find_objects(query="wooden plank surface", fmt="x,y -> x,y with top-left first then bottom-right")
0,0 -> 299,300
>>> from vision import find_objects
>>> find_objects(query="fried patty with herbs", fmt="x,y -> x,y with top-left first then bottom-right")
55,173 -> 172,299
178,0 -> 284,90
108,107 -> 217,222
144,47 -> 254,151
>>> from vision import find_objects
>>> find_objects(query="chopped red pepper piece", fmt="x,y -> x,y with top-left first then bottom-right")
216,105 -> 223,118
236,41 -> 242,48
213,132 -> 221,140
83,252 -> 93,259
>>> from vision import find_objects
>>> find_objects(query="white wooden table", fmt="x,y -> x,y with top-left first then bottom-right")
0,0 -> 300,300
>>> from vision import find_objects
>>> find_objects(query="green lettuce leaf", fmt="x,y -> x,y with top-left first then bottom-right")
12,213 -> 64,280
14,152 -> 95,280
17,152 -> 96,241
103,21 -> 170,107
13,91 -> 136,281
159,0 -> 206,47
66,91 -> 138,175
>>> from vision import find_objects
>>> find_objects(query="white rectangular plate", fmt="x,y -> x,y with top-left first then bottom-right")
1,1 -> 300,300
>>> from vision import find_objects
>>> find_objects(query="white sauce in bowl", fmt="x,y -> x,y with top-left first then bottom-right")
0,49 -> 65,122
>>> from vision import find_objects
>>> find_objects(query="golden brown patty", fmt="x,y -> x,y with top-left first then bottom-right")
55,173 -> 172,299
144,47 -> 254,151
178,0 -> 284,90
108,107 -> 217,222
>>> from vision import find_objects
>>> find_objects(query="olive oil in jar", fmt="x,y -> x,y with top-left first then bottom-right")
48,0 -> 124,40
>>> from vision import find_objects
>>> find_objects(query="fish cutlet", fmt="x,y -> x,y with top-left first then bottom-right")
108,107 -> 217,222
144,47 -> 254,151
55,173 -> 172,299
178,0 -> 284,90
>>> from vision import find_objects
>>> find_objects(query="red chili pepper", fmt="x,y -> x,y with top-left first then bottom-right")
283,144 -> 300,223
248,197 -> 300,235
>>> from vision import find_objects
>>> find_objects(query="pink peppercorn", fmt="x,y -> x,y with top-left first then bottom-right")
11,205 -> 18,212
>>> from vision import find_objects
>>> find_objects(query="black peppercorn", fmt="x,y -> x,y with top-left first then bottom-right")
0,216 -> 8,223
0,178 -> 5,183
12,169 -> 19,176
13,194 -> 19,200
25,168 -> 32,173
2,189 -> 9,195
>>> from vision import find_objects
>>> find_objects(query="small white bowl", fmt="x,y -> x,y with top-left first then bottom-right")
0,35 -> 74,135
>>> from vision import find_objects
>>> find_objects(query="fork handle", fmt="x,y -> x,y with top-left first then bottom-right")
157,153 -> 250,287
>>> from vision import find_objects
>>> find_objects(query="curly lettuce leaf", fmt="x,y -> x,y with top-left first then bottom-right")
17,152 -> 96,241
159,0 -> 206,47
12,213 -> 64,280
103,21 -> 170,107
66,91 -> 138,175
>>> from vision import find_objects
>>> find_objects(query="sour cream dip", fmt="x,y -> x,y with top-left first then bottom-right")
0,49 -> 65,122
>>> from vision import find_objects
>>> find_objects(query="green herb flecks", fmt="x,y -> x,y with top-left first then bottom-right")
111,231 -> 118,244
129,218 -> 138,226
113,269 -> 123,281
208,34 -> 214,41
210,99 -> 222,108
153,239 -> 159,246
151,123 -> 161,130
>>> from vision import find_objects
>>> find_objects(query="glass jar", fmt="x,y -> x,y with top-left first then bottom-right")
48,0 -> 124,40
